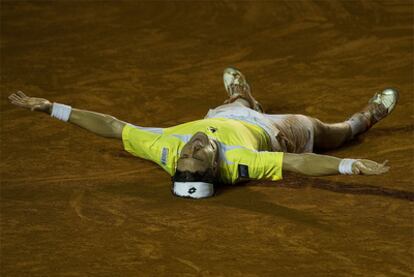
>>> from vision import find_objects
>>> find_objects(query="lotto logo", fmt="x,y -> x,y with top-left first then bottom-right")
208,126 -> 217,133
161,147 -> 169,165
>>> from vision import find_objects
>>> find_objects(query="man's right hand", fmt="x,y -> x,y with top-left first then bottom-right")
8,91 -> 52,114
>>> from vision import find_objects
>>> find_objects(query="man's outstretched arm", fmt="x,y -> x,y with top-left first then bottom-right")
8,91 -> 126,139
282,152 -> 389,176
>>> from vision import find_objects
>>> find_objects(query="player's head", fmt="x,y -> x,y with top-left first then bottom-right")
172,131 -> 219,199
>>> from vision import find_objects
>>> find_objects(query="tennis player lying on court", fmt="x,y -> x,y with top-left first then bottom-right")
8,68 -> 397,199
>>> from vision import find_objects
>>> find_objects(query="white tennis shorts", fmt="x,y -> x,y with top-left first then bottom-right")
205,102 -> 314,153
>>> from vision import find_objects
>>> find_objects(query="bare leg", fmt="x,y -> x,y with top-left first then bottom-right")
310,118 -> 352,150
311,88 -> 399,150
267,89 -> 399,152
232,98 -> 251,108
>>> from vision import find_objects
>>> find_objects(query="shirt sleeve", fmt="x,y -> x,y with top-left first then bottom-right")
225,148 -> 284,182
122,124 -> 179,175
251,151 -> 284,181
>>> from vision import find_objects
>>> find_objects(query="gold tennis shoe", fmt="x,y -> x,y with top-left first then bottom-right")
222,67 -> 264,113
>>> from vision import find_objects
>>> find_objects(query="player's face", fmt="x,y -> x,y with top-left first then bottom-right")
176,132 -> 219,174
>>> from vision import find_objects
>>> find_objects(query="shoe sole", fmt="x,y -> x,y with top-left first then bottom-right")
223,67 -> 246,96
222,67 -> 265,113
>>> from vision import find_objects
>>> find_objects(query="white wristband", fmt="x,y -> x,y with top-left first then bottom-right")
51,103 -> 72,122
339,159 -> 357,175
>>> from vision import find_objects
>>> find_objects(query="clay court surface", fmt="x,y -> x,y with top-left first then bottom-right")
1,1 -> 413,276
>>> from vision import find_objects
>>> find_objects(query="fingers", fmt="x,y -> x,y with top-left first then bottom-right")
8,91 -> 31,109
8,93 -> 20,101
8,91 -> 28,102
8,96 -> 18,103
372,160 -> 390,174
8,93 -> 24,104
9,99 -> 26,108
16,91 -> 27,98
9,94 -> 24,104
370,164 -> 389,175
8,94 -> 23,106
380,166 -> 390,174
356,160 -> 390,175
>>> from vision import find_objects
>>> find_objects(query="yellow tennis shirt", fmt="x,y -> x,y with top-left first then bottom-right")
122,118 -> 283,184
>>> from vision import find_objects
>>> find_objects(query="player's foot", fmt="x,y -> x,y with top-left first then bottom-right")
222,67 -> 264,113
347,88 -> 399,136
364,88 -> 399,125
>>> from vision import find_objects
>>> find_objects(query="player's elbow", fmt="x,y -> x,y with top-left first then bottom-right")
283,153 -> 320,176
105,115 -> 125,139
283,153 -> 305,174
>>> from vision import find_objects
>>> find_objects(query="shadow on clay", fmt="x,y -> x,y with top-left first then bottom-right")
213,184 -> 334,231
279,176 -> 414,202
101,181 -> 334,231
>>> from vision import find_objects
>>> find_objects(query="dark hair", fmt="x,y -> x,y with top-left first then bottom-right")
172,168 -> 216,184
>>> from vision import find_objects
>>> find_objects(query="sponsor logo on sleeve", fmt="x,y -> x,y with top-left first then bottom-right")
161,147 -> 169,166
237,164 -> 250,181
208,126 -> 218,133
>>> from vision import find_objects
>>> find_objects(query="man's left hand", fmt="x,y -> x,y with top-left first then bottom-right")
352,159 -> 390,175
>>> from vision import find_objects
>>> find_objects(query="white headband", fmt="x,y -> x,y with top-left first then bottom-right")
172,182 -> 214,199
